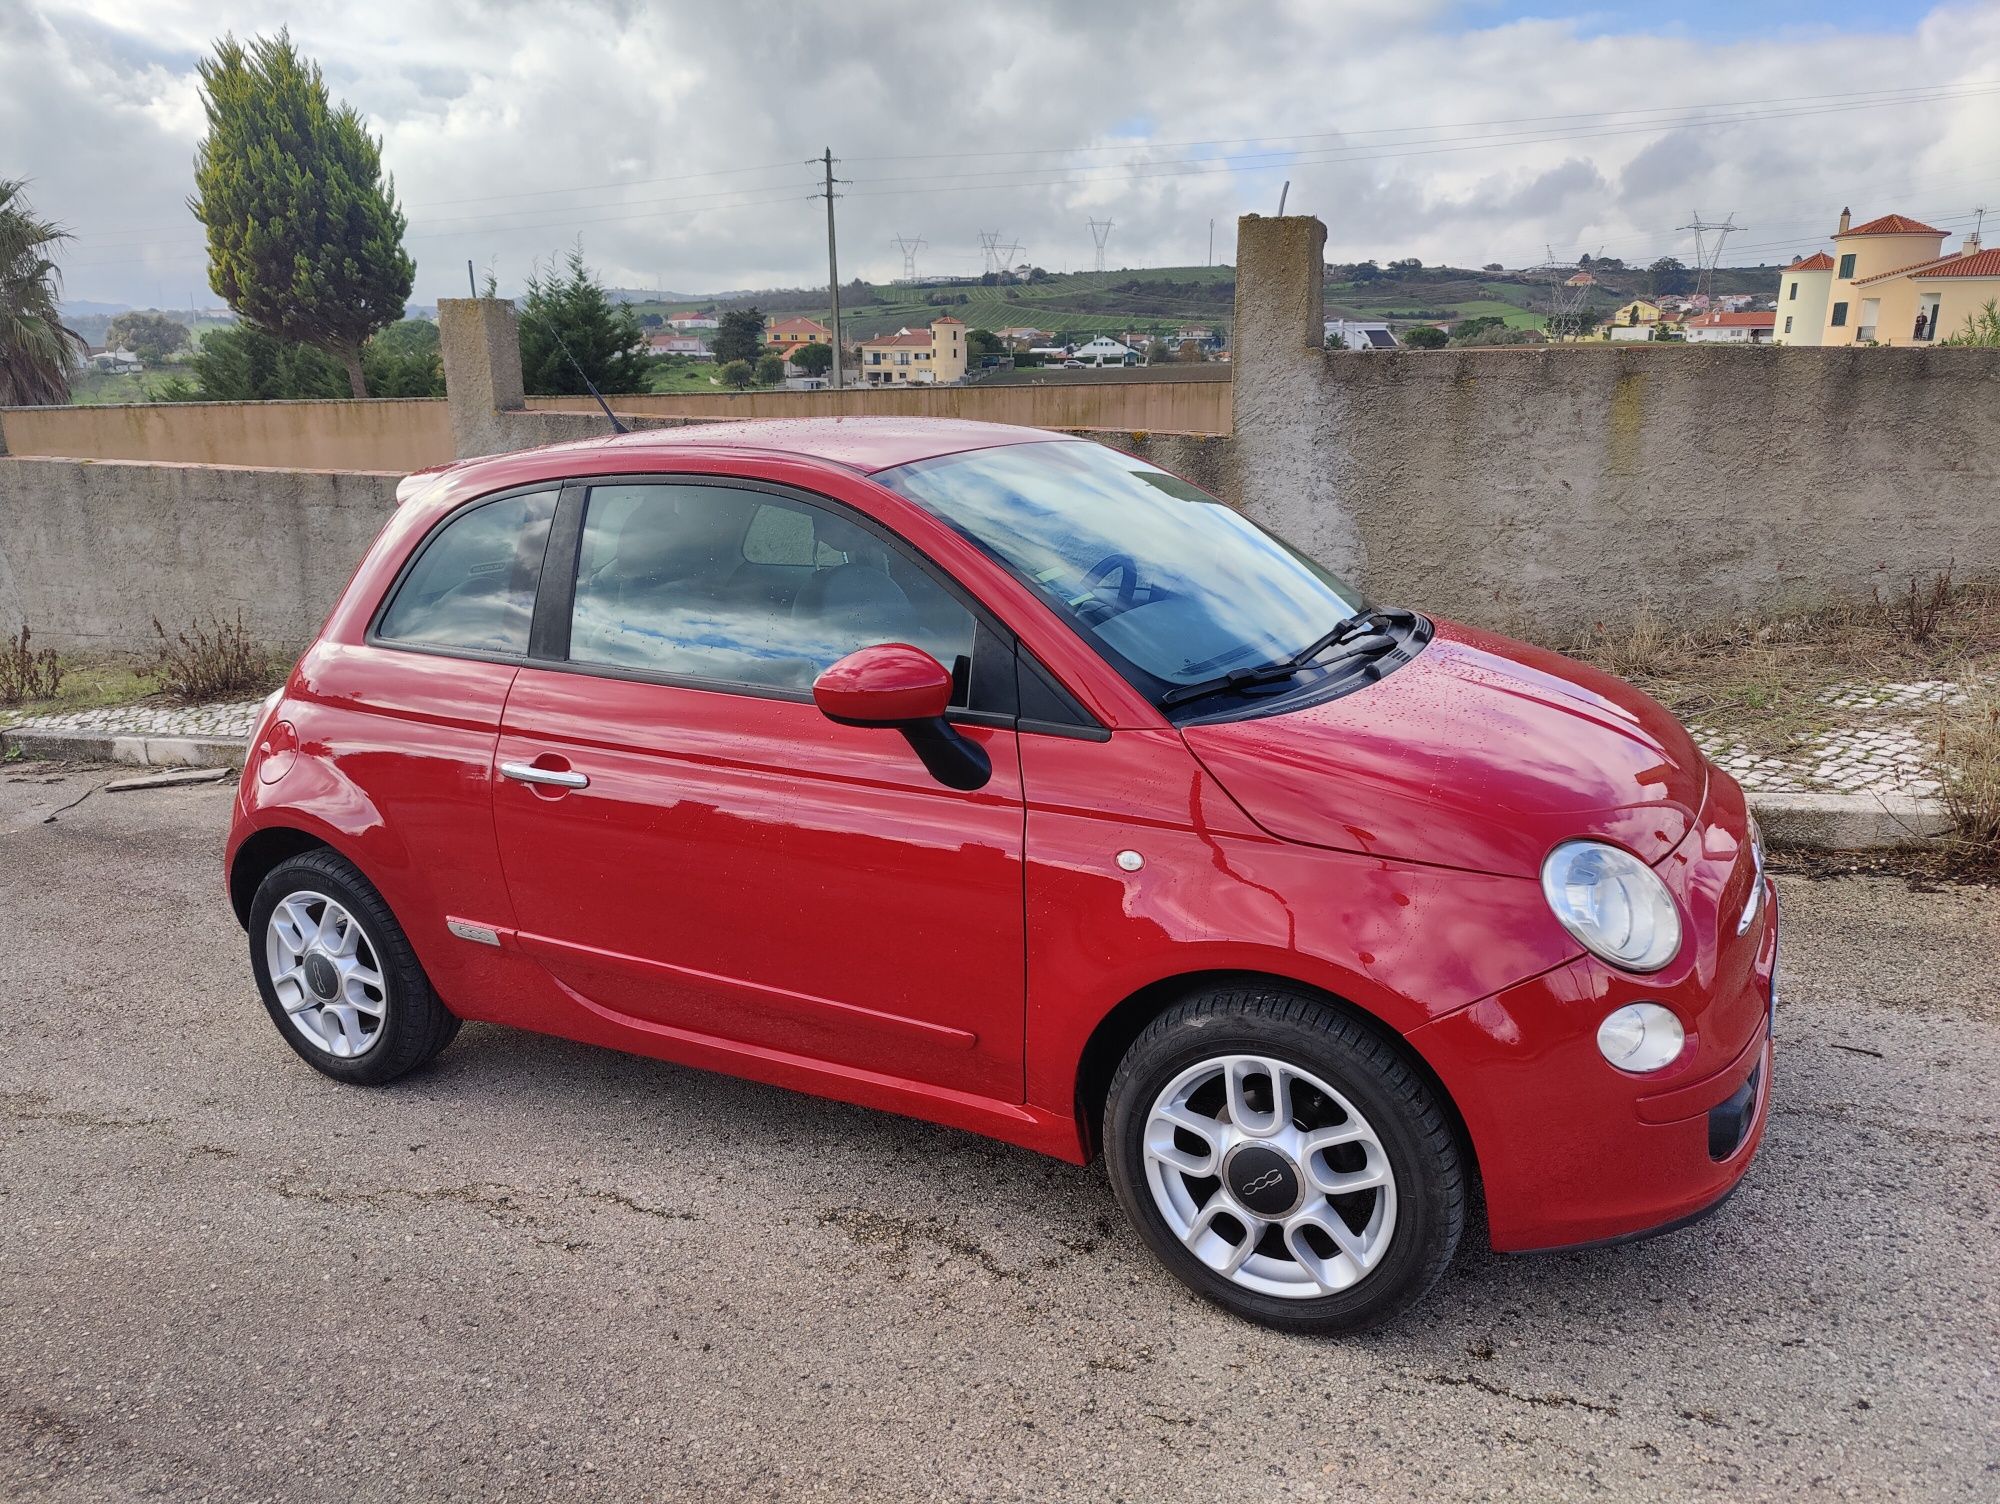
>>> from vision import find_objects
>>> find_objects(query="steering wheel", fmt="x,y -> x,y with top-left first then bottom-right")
1083,553 -> 1141,609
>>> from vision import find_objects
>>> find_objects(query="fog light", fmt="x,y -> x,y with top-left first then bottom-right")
1597,1003 -> 1685,1073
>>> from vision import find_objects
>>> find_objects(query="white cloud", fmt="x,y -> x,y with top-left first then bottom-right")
5,0 -> 1998,308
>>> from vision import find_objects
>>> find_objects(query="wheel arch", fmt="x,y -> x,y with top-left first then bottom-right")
1070,970 -> 1482,1194
229,826 -> 339,928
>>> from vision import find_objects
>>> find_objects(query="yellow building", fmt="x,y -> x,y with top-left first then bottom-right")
1780,210 -> 1999,346
1774,253 -> 1834,344
858,316 -> 967,385
765,317 -> 831,353
1609,299 -> 1662,326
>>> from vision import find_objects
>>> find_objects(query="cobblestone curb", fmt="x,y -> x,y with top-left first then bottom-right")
1,726 -> 247,769
0,722 -> 1952,850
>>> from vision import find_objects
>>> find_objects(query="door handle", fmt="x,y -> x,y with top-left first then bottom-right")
500,760 -> 589,790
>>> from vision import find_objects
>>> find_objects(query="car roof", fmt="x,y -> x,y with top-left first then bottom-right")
525,416 -> 1065,475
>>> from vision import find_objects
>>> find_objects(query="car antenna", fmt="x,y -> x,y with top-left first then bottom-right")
519,303 -> 628,435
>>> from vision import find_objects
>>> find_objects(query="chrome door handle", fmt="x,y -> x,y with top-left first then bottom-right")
500,760 -> 589,790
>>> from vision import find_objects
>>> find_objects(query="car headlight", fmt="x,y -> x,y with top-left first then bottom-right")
1540,839 -> 1682,972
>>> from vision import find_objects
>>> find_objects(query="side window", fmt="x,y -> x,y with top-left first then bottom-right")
568,484 -> 976,699
1831,301 -> 1849,328
1836,253 -> 1856,279
376,489 -> 557,655
741,502 -> 841,566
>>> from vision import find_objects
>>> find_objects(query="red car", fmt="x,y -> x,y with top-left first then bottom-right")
228,418 -> 1775,1332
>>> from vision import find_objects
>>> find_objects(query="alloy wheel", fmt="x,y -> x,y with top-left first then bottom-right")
1141,1053 -> 1398,1299
264,890 -> 389,1059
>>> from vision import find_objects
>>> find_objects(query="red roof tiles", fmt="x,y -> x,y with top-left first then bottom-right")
1912,247 -> 2000,278
1836,213 -> 1946,238
1786,252 -> 1835,271
1683,310 -> 1776,328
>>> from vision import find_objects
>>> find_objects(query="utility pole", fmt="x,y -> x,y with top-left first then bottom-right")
817,148 -> 846,390
1208,218 -> 1214,268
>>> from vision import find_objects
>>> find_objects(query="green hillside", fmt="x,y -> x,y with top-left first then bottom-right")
622,259 -> 1788,344
628,265 -> 1237,344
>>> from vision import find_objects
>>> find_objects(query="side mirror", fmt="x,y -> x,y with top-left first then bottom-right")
813,642 -> 952,726
813,644 -> 991,791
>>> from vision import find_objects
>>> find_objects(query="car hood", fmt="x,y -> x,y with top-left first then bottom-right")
1180,619 -> 1707,878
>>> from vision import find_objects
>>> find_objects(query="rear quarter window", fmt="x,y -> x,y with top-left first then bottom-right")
375,489 -> 558,656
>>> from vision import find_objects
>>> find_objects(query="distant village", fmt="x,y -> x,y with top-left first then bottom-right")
77,207 -> 1997,385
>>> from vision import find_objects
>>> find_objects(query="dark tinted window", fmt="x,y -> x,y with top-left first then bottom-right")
568,484 -> 974,697
376,490 -> 557,655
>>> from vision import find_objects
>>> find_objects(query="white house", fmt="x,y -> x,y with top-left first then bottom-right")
666,310 -> 719,331
86,347 -> 143,373
1070,336 -> 1138,367
645,331 -> 712,360
1681,311 -> 1776,344
1324,319 -> 1398,351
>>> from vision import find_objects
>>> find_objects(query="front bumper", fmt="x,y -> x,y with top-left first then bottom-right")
1411,877 -> 1777,1253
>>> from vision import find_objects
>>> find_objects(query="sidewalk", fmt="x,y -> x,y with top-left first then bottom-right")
2,697 -> 264,769
0,680 -> 1965,847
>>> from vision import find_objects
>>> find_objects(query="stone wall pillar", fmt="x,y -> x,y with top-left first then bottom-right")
1229,214 -> 1364,582
439,297 -> 526,459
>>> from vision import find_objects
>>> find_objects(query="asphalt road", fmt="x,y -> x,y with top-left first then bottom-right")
1,763 -> 1995,1502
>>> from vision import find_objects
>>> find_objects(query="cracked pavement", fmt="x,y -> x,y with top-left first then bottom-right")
0,765 -> 1995,1501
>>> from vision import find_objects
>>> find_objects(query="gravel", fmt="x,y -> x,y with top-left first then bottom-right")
1,768 -> 1994,1502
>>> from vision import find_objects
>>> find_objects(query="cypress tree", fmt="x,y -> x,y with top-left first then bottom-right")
190,30 -> 413,397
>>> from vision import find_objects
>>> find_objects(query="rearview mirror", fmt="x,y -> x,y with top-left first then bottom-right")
813,644 -> 990,791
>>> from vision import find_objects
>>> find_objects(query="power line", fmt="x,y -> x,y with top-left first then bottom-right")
844,79 -> 2000,163
63,182 -> 823,270
836,84 -> 2000,197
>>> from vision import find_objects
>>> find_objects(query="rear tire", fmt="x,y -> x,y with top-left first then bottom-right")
248,849 -> 460,1085
1104,984 -> 1464,1334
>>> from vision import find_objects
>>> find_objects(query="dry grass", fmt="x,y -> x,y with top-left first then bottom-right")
151,611 -> 280,703
1569,573 -> 2000,759
0,624 -> 64,706
1933,688 -> 2000,870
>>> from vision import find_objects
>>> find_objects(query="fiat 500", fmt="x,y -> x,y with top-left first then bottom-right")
228,418 -> 1775,1332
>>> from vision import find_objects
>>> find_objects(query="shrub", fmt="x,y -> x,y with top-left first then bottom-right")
1939,299 -> 2000,348
0,623 -> 63,705
717,359 -> 754,389
1934,690 -> 2000,870
151,611 -> 275,702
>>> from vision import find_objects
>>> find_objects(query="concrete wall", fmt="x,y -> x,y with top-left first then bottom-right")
1229,214 -> 2000,635
0,399 -> 450,472
0,457 -> 398,654
9,254 -> 1995,659
522,376 -> 1231,436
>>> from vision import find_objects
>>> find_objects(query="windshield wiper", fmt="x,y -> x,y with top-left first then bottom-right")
1159,608 -> 1408,709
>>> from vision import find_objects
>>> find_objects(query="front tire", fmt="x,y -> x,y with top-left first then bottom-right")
248,849 -> 460,1085
1104,985 -> 1464,1334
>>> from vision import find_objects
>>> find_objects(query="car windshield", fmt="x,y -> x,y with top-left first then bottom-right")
877,440 -> 1370,708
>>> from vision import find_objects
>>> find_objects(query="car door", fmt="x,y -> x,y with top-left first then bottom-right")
491,476 -> 1027,1101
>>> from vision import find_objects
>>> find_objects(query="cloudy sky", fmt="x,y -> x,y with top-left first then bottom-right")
7,0 -> 1998,311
